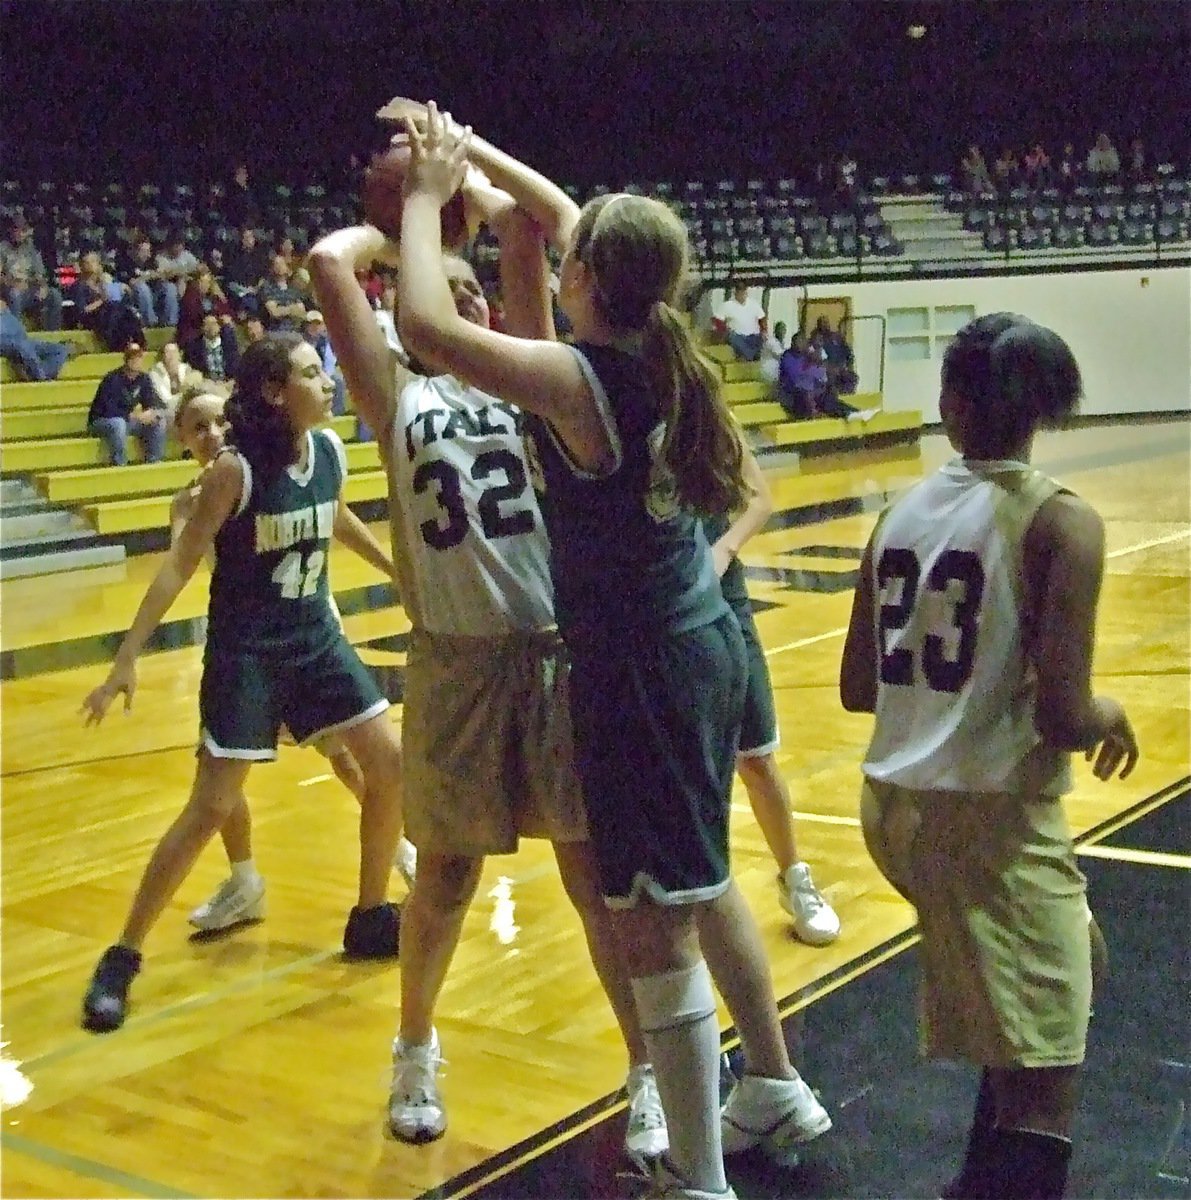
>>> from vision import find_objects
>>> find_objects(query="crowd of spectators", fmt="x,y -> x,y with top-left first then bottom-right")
960,132 -> 1154,196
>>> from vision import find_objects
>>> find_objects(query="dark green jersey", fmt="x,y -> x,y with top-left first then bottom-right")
523,342 -> 727,641
207,428 -> 346,660
700,512 -> 750,608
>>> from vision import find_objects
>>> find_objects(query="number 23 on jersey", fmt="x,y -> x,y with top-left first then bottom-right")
877,546 -> 986,693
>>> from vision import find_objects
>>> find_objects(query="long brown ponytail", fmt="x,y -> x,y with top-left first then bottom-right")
576,194 -> 749,515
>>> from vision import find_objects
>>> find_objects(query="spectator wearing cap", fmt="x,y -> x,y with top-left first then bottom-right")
0,215 -> 64,331
87,344 -> 168,465
0,286 -> 69,380
303,309 -> 346,416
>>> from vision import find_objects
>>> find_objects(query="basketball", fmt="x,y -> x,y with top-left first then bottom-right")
361,143 -> 469,249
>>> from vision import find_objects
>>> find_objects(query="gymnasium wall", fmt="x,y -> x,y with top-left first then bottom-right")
765,267 -> 1191,422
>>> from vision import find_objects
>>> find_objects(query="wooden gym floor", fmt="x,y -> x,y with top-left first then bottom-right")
0,418 -> 1187,1199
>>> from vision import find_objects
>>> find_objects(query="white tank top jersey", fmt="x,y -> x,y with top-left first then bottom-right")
862,458 -> 1073,796
385,373 -> 556,637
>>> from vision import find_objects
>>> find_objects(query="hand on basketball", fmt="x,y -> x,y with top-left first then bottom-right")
81,659 -> 137,725
1086,697 -> 1139,780
403,101 -> 471,209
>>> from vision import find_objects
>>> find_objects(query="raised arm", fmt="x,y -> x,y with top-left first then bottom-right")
378,97 -> 580,252
81,455 -> 241,724
307,226 -> 414,455
397,109 -> 605,468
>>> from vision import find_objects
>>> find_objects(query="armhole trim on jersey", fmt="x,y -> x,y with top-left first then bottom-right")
319,425 -> 348,489
558,344 -> 624,480
216,447 -> 253,519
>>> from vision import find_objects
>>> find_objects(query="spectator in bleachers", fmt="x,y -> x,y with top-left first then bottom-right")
779,333 -> 876,423
713,280 -> 766,361
224,163 -> 259,228
303,310 -> 346,415
1055,142 -> 1081,194
992,148 -> 1021,193
276,235 -> 300,272
0,286 -> 69,380
118,235 -> 180,329
155,231 -> 200,306
72,251 -> 145,351
182,312 -> 240,392
758,319 -> 786,389
1086,133 -> 1121,180
147,340 -> 203,415
87,343 -> 167,465
0,215 -> 64,331
259,253 -> 307,332
811,315 -> 859,395
243,314 -> 266,344
223,226 -> 269,318
1023,143 -> 1052,188
176,262 -> 232,345
960,145 -> 994,195
1126,137 -> 1148,187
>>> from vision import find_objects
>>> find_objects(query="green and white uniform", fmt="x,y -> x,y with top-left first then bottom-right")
702,512 -> 778,757
199,427 -> 387,759
525,342 -> 746,908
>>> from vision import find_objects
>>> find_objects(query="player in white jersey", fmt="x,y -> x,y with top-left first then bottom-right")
840,313 -> 1138,1199
307,173 -> 668,1165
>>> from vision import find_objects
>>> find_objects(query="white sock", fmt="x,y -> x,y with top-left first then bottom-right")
230,859 -> 259,885
631,959 -> 726,1192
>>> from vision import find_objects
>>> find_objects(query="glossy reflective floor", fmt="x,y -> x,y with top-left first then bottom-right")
1,420 -> 1188,1199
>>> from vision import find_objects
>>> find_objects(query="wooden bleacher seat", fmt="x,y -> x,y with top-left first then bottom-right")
1,379 -> 107,409
2,415 -> 358,476
0,351 -> 158,384
85,465 -> 388,535
35,440 -> 382,506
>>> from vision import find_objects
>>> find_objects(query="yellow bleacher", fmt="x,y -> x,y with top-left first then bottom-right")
1,322 -> 921,553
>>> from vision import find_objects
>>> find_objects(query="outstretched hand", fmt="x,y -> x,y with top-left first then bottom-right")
81,658 -> 137,726
402,102 -> 471,209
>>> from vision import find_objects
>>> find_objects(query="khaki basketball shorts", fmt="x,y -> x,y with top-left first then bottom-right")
402,627 -> 588,857
861,777 -> 1092,1068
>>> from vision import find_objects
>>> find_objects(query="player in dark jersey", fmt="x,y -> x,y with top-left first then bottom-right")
392,102 -> 830,1200
167,391 -> 416,936
79,334 -> 407,1033
841,313 -> 1139,1199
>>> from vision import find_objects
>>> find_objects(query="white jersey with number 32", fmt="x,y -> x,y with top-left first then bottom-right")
385,373 -> 555,637
862,458 -> 1072,795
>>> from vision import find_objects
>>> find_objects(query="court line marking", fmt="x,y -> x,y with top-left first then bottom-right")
757,529 -> 1189,664
731,803 -> 861,827
0,1129 -> 199,1199
1106,529 -> 1190,559
1077,844 -> 1191,869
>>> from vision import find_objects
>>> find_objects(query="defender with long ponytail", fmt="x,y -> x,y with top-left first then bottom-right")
393,101 -> 830,1200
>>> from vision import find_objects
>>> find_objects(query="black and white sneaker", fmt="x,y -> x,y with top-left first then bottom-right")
82,945 -> 142,1033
